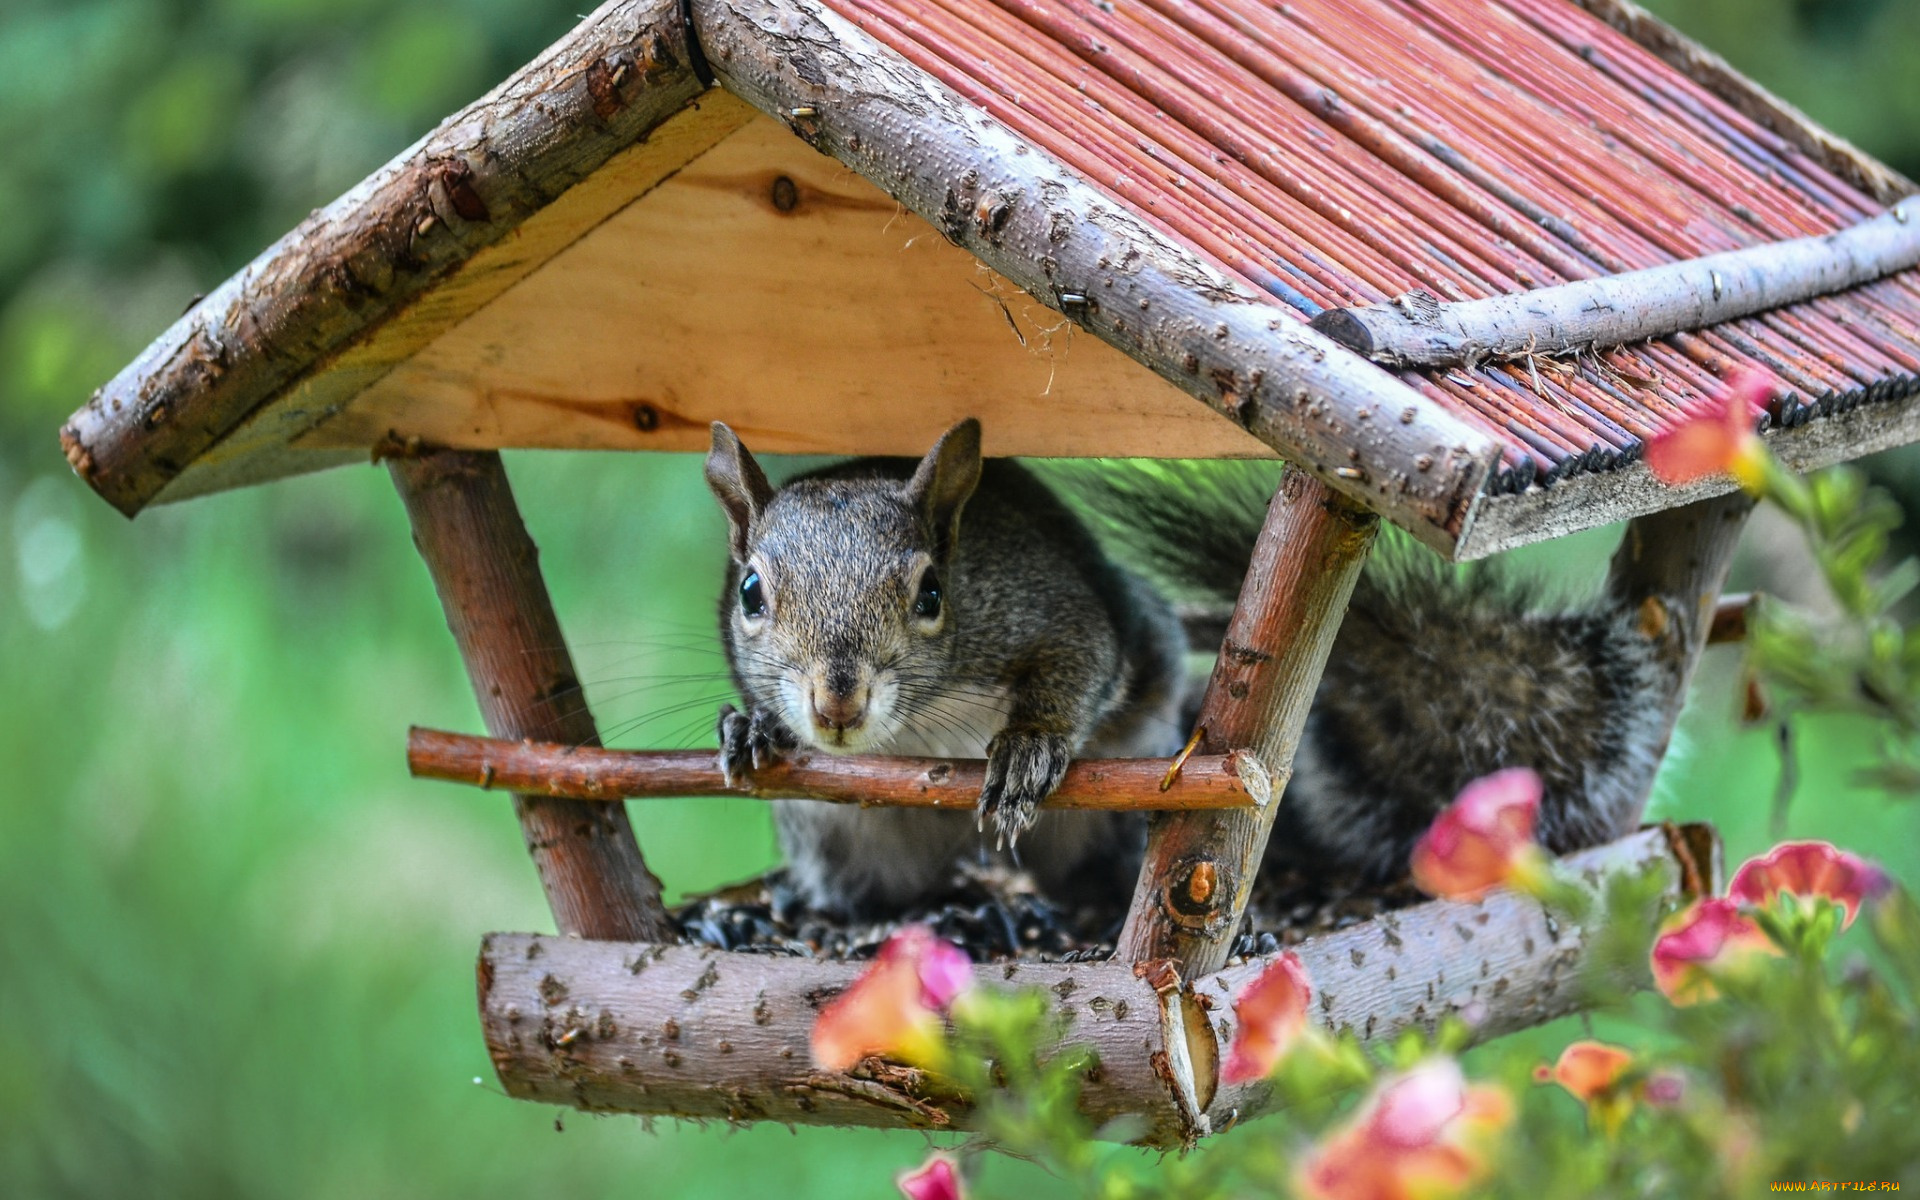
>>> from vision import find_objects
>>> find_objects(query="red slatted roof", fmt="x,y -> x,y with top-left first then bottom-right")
825,0 -> 1920,493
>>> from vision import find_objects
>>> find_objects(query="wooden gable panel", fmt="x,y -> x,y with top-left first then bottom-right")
296,115 -> 1273,460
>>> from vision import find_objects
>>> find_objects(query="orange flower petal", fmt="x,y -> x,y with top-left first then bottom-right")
1297,1060 -> 1512,1200
811,926 -> 972,1071
1221,952 -> 1313,1084
1537,1040 -> 1633,1103
1646,369 -> 1772,486
1650,898 -> 1778,1006
1410,769 -> 1542,901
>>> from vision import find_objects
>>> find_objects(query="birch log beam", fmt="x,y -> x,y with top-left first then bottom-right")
1202,823 -> 1714,1130
478,825 -> 1712,1146
1309,204 -> 1920,368
63,0 -> 708,517
406,727 -> 1270,811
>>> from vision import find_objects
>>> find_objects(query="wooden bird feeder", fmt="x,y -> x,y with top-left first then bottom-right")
62,0 -> 1920,1148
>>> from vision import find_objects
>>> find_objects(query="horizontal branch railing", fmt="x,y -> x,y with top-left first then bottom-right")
409,582 -> 1753,816
407,727 -> 1270,811
480,824 -> 1718,1146
1309,204 -> 1920,367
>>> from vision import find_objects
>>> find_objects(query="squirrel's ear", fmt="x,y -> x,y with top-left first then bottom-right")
705,422 -> 774,561
904,417 -> 983,561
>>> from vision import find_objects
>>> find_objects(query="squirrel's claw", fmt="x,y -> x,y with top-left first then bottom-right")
718,703 -> 795,786
979,730 -> 1073,852
751,707 -> 795,771
717,704 -> 751,787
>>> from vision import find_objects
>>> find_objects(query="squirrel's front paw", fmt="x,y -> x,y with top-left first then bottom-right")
979,731 -> 1074,850
717,703 -> 795,786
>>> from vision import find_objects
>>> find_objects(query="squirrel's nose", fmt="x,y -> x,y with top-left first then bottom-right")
809,685 -> 869,733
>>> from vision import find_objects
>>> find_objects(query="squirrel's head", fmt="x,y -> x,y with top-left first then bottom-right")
705,419 -> 983,753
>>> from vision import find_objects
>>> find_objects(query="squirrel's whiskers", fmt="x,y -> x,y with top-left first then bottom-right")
704,417 -> 1182,915
699,420 -> 1671,917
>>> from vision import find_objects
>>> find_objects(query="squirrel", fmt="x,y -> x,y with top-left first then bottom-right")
705,419 -> 1669,915
705,418 -> 1186,914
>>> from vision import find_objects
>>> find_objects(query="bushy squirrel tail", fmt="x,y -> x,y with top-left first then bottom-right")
1046,462 -> 1669,879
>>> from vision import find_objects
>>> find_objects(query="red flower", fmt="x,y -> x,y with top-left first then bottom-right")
1645,368 -> 1773,488
1729,840 -> 1889,929
1221,951 -> 1313,1084
1410,768 -> 1547,901
1650,898 -> 1779,1006
1297,1059 -> 1512,1200
811,926 -> 972,1071
896,1153 -> 964,1200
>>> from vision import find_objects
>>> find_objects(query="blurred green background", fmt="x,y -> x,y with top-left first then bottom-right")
1,0 -> 1917,1196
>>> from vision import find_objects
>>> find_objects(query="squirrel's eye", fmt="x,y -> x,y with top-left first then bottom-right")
739,570 -> 768,618
912,570 -> 942,621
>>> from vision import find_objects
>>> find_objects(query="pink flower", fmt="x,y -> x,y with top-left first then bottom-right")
1410,768 -> 1547,901
811,926 -> 973,1071
1297,1059 -> 1512,1200
1641,1069 -> 1687,1109
1646,368 -> 1773,488
896,1153 -> 964,1200
1729,840 -> 1889,929
1650,898 -> 1780,1006
1221,952 -> 1313,1083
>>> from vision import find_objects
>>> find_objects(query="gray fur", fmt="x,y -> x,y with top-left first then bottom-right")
1277,562 -> 1669,880
1055,461 -> 1672,881
707,421 -> 1188,915
709,434 -> 1669,914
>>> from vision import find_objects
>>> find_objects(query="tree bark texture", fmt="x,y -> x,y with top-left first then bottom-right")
391,451 -> 673,942
479,825 -> 1710,1146
1201,823 -> 1712,1131
1603,490 -> 1756,824
63,0 -> 707,518
408,727 -> 1270,811
1117,471 -> 1379,976
687,0 -> 1502,549
1309,206 -> 1920,368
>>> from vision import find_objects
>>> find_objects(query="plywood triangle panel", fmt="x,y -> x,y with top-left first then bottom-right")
296,115 -> 1274,460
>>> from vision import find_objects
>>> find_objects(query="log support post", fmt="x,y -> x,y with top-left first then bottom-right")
1118,469 -> 1379,974
1604,489 -> 1756,822
390,450 -> 674,941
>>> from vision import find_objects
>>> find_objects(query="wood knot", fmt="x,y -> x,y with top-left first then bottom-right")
1636,595 -> 1670,640
585,57 -> 628,122
1164,857 -> 1229,925
769,175 -> 800,214
975,192 -> 1014,236
1184,861 -> 1218,906
438,160 -> 489,223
